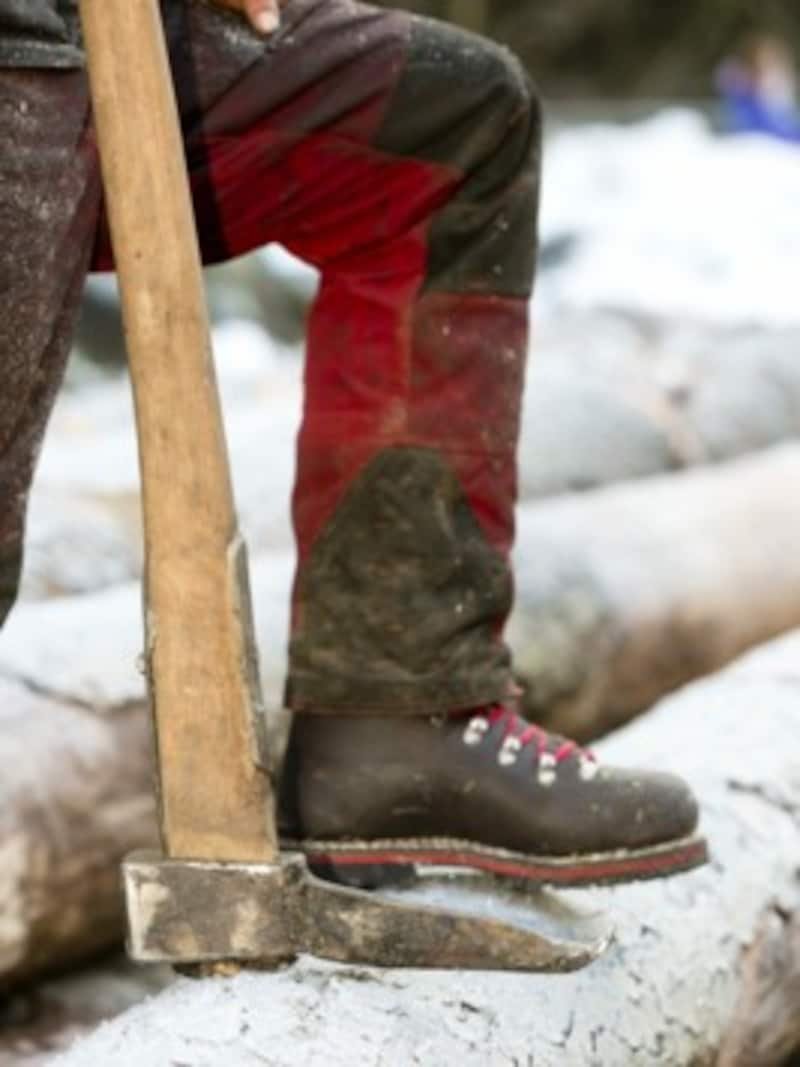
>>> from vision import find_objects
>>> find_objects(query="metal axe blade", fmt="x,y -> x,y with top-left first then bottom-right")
124,852 -> 611,973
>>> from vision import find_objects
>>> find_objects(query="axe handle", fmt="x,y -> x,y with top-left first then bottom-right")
79,0 -> 278,863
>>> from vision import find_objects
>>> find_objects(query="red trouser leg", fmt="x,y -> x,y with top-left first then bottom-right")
94,0 -> 542,715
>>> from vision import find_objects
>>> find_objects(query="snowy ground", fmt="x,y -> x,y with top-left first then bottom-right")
537,108 -> 800,328
3,107 -> 800,1063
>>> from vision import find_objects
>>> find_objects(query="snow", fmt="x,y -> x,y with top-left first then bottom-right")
537,109 -> 800,327
258,245 -> 320,304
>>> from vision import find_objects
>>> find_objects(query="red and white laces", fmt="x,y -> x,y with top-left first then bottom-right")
460,704 -> 598,785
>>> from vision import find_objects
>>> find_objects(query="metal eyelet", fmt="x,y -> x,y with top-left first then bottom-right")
462,716 -> 489,746
498,735 -> 522,766
537,752 -> 558,787
579,757 -> 599,782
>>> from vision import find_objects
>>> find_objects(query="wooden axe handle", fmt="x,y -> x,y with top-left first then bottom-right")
79,0 -> 278,863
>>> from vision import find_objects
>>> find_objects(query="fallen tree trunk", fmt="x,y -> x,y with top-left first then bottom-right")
52,631 -> 800,1067
0,556 -> 292,990
0,553 -> 293,716
0,678 -> 155,991
510,442 -> 800,739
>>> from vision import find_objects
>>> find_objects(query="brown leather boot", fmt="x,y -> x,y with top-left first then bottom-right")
280,705 -> 707,888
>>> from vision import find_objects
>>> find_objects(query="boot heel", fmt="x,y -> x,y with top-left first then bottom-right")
309,860 -> 417,891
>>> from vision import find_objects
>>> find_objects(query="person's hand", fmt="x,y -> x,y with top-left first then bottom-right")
211,0 -> 281,35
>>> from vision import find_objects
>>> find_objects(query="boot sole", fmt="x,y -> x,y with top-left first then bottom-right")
283,833 -> 709,888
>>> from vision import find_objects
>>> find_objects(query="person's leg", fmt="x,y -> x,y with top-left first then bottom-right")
0,71 -> 99,632
92,0 -> 704,884
109,0 -> 533,714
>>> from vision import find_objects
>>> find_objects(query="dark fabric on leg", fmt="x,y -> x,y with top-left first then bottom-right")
291,18 -> 540,713
0,71 -> 98,629
289,19 -> 540,712
286,448 -> 512,711
92,0 -> 541,714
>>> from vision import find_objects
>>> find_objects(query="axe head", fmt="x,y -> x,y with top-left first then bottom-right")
124,850 -> 612,974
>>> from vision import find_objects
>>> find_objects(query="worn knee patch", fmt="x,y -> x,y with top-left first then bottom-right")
373,19 -> 541,297
374,18 -> 537,173
286,447 -> 513,714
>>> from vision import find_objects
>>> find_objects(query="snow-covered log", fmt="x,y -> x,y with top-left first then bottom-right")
22,350 -> 302,600
0,678 -> 155,991
0,554 -> 293,989
52,631 -> 800,1067
519,320 -> 800,498
510,442 -> 800,739
1,552 -> 293,718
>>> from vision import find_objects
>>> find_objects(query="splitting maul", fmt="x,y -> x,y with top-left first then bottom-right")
78,0 -> 611,974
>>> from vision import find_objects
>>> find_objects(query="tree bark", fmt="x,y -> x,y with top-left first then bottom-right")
50,631 -> 800,1067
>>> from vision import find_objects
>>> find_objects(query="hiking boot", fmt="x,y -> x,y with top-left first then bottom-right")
280,705 -> 707,888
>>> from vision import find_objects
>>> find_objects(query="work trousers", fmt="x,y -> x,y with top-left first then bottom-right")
0,0 -> 541,715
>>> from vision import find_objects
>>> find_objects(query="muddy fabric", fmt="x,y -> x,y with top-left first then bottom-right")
0,2 -> 82,69
1,0 -> 540,714
287,448 -> 513,712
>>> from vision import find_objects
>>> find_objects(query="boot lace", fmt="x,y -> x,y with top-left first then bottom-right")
460,704 -> 597,785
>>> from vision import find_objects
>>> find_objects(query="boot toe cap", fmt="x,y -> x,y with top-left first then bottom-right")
597,766 -> 700,850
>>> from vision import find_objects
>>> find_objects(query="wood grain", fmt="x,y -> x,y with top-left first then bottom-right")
78,0 -> 276,862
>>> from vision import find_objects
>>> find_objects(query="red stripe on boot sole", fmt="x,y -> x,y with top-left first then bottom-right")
294,835 -> 709,887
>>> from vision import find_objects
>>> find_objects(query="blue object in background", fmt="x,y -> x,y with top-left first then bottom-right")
717,64 -> 800,144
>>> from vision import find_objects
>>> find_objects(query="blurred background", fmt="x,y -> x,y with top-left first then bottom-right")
388,0 -> 800,98
3,2 -> 800,1063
